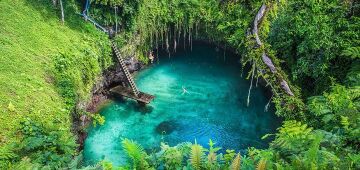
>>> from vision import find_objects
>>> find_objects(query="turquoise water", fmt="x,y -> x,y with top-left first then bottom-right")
83,44 -> 281,166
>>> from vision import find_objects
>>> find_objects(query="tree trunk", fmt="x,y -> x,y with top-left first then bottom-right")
59,0 -> 64,24
114,6 -> 118,33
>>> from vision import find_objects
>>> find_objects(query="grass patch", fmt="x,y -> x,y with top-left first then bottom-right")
0,0 -> 112,146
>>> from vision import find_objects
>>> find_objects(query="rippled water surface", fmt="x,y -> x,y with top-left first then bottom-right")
84,44 -> 281,166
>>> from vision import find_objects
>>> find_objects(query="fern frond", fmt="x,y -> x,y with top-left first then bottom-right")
67,153 -> 83,169
305,133 -> 322,165
121,138 -> 148,169
0,145 -> 17,160
340,116 -> 350,130
190,143 -> 204,170
273,120 -> 313,150
256,159 -> 266,170
341,47 -> 360,59
176,142 -> 192,157
319,150 -> 340,164
230,153 -> 241,170
10,157 -> 40,170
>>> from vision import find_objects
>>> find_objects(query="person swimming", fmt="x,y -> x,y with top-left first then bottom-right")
182,86 -> 189,95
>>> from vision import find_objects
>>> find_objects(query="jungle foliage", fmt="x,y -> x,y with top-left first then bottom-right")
0,0 -> 359,169
0,0 -> 112,169
92,122 -> 359,169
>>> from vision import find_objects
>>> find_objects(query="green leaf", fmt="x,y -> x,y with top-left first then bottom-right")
7,102 -> 15,112
321,114 -> 334,123
261,134 -> 274,140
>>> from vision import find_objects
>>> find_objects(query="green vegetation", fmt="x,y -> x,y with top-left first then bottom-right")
90,119 -> 358,169
268,0 -> 360,95
0,0 -> 112,168
92,128 -> 356,169
0,0 -> 359,169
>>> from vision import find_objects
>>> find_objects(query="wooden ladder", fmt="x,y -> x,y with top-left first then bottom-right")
110,40 -> 140,97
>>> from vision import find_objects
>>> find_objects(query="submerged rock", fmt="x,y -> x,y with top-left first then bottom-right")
135,105 -> 153,114
155,120 -> 178,135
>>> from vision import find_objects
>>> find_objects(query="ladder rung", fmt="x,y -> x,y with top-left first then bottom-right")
112,41 -> 140,96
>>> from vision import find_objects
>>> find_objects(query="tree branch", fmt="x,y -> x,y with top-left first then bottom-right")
252,4 -> 294,96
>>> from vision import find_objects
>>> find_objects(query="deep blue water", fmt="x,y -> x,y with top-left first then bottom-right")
83,44 -> 281,166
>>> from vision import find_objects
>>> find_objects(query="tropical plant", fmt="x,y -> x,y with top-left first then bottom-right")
223,149 -> 236,166
159,142 -> 183,169
0,145 -> 18,169
94,0 -> 124,6
121,138 -> 151,169
90,113 -> 106,127
256,159 -> 266,170
190,141 -> 205,170
269,120 -> 314,155
206,139 -> 221,169
342,47 -> 360,59
307,85 -> 360,149
230,153 -> 241,170
2,118 -> 78,169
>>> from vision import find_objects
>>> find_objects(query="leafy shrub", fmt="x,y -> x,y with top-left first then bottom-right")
15,118 -> 77,169
121,138 -> 151,169
90,113 -> 106,127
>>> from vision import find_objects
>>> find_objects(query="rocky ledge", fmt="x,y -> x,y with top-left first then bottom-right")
86,57 -> 143,112
74,56 -> 144,149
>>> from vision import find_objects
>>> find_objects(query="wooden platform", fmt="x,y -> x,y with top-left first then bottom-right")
110,86 -> 155,104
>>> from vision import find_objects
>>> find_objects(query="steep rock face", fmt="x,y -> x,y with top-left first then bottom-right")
86,57 -> 143,112
75,56 -> 143,149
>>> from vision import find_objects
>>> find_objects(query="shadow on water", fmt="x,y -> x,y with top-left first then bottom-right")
84,42 -> 282,166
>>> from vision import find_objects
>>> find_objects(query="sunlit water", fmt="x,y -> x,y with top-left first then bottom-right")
83,44 -> 281,166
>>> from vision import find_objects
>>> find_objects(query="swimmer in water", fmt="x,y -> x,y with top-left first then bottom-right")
182,86 -> 189,95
